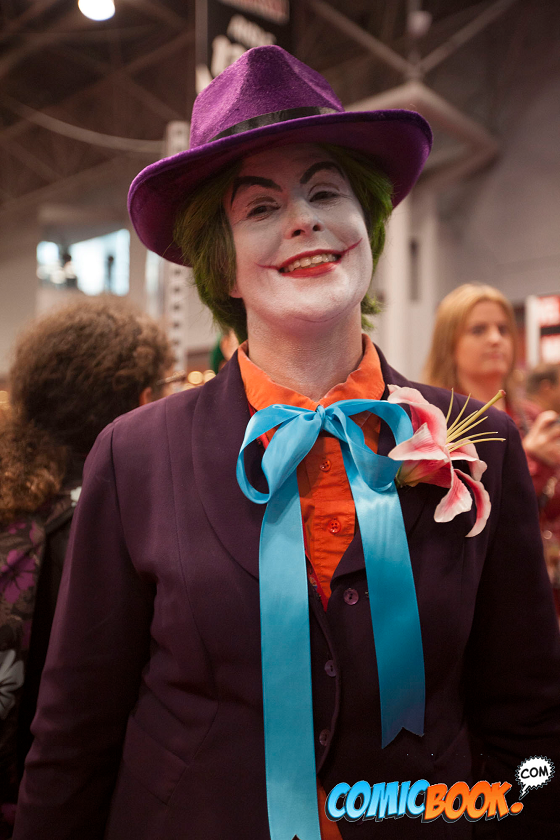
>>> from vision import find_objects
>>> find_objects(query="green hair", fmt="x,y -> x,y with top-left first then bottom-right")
173,144 -> 393,342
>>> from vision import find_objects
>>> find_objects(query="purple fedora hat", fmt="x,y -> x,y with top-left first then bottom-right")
128,45 -> 432,265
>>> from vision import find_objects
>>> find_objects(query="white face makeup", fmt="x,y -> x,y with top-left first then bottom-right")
224,144 -> 372,339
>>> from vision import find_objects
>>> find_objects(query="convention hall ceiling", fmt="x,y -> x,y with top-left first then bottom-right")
0,0 -> 556,216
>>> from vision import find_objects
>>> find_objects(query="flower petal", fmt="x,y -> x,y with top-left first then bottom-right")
389,423 -> 447,462
450,442 -> 487,481
389,423 -> 452,486
398,460 -> 452,488
387,385 -> 431,405
388,387 -> 448,445
455,469 -> 491,537
434,468 -> 473,523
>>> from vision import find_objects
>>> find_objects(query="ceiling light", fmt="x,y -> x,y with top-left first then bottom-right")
78,0 -> 115,21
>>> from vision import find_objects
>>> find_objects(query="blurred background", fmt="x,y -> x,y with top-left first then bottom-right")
0,0 -> 559,396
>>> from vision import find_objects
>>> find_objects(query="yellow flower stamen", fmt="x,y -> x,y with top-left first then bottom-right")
446,390 -> 505,446
448,434 -> 505,453
445,389 -> 455,424
446,392 -> 471,435
448,415 -> 490,443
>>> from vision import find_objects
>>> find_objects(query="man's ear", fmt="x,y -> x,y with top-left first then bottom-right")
139,386 -> 153,406
230,283 -> 242,299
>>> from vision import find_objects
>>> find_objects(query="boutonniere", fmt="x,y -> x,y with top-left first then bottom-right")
387,386 -> 505,537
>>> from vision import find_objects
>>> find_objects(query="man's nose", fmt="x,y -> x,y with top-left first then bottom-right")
285,199 -> 324,238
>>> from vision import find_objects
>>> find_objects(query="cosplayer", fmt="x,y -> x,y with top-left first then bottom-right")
13,47 -> 560,840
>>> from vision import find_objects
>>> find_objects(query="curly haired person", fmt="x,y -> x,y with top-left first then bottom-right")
0,298 -> 173,836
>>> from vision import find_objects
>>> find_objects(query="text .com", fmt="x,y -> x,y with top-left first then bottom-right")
325,756 -> 554,825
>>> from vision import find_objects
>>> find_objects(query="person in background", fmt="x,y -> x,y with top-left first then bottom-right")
424,283 -> 560,617
0,298 -> 174,837
423,283 -> 518,411
522,364 -> 560,613
210,329 -> 239,374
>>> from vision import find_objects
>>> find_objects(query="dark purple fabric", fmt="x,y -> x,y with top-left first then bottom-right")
13,350 -> 560,840
127,46 -> 432,265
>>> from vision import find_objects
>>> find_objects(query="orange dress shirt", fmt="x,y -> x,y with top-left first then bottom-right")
238,335 -> 385,840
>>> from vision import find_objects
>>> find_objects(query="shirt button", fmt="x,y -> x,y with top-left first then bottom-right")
324,660 -> 336,678
343,587 -> 359,605
319,728 -> 330,746
319,459 -> 331,472
327,518 -> 341,534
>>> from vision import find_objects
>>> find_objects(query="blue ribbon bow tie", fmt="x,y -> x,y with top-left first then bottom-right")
236,399 -> 425,840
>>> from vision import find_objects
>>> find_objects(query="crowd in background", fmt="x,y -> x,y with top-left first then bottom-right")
0,282 -> 559,836
0,298 -> 174,837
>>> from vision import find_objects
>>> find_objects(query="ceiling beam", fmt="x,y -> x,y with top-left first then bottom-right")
349,79 -> 500,190
308,0 -> 416,77
120,0 -> 190,30
0,154 -> 144,219
0,137 -> 61,182
0,8 -> 91,78
53,44 -> 185,122
0,28 -> 195,147
418,0 -> 520,75
0,0 -> 63,44
2,96 -> 163,153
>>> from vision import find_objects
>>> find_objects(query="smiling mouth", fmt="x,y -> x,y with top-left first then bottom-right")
278,251 -> 341,274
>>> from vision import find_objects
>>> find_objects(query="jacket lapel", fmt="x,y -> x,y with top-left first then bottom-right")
192,352 -> 263,580
374,348 -> 431,540
330,348 -> 433,582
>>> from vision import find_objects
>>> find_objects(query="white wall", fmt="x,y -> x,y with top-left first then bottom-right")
371,65 -> 560,382
437,71 -> 560,306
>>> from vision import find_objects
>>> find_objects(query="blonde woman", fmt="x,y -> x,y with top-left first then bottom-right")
424,284 -> 518,409
425,283 -> 560,614
424,283 -> 560,457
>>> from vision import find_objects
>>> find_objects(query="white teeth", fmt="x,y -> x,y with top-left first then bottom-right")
282,253 -> 337,273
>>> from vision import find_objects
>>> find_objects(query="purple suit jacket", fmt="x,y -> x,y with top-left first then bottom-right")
14,350 -> 560,840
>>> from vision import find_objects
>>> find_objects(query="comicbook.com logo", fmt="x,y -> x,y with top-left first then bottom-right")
325,757 -> 554,825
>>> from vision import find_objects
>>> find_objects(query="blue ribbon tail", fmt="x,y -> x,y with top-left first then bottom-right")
338,416 -> 425,748
366,486 -> 425,746
260,471 -> 322,840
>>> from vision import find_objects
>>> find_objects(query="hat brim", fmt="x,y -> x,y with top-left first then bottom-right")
128,109 -> 432,265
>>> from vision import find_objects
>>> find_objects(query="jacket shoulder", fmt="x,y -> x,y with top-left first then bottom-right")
93,383 -> 202,457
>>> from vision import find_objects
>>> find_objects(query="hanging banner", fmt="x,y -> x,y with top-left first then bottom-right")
526,294 -> 560,366
196,0 -> 291,92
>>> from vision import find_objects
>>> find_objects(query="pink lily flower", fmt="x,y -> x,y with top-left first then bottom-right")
387,386 -> 504,537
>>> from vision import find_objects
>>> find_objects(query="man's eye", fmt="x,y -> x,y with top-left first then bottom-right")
311,189 -> 338,201
247,203 -> 275,218
498,325 -> 510,336
470,325 -> 485,336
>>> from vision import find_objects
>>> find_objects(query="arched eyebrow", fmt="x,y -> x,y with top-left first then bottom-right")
230,161 -> 346,205
300,161 -> 345,184
230,176 -> 281,205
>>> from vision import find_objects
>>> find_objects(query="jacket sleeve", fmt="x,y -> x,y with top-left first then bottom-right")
13,423 -> 155,840
464,416 -> 560,838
